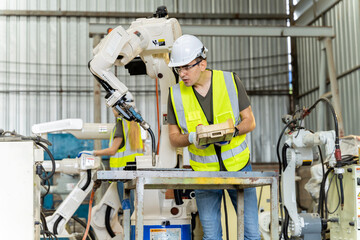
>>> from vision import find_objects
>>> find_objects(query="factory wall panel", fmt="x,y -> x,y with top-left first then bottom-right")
297,0 -> 360,136
0,0 -> 288,163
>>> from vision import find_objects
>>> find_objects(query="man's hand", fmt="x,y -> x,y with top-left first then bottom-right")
188,132 -> 209,149
77,150 -> 94,158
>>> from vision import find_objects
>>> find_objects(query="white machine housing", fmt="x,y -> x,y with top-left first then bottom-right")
0,140 -> 43,239
328,165 -> 360,239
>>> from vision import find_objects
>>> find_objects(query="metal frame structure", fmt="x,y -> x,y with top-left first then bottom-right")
97,170 -> 279,240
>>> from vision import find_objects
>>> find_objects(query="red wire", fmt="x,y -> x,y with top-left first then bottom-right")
82,188 -> 95,240
155,78 -> 160,154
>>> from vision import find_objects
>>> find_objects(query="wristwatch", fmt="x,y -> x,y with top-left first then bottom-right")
234,126 -> 239,137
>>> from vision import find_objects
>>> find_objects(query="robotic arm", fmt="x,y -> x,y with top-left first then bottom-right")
282,129 -> 335,238
89,15 -> 181,130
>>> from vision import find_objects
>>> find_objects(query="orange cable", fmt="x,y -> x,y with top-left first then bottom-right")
82,188 -> 95,240
155,78 -> 160,154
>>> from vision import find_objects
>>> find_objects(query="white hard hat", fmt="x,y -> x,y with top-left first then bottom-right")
168,35 -> 208,67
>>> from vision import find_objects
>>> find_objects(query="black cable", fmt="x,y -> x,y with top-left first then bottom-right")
43,230 -> 58,240
105,206 -> 116,238
43,210 -> 96,240
53,215 -> 63,235
325,173 -> 341,214
338,174 -> 344,209
36,142 -> 56,181
307,98 -> 339,144
318,146 -> 325,178
41,211 -> 49,232
282,207 -> 290,240
71,215 -> 96,240
318,168 -> 333,219
41,176 -> 51,198
282,144 -> 290,171
81,169 -> 92,191
306,98 -> 341,166
174,189 -> 184,205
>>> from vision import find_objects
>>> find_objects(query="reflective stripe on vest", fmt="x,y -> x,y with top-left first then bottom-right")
171,84 -> 188,133
170,70 -> 249,171
109,119 -> 143,168
223,71 -> 241,126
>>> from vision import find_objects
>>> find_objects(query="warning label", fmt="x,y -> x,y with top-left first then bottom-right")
150,228 -> 181,239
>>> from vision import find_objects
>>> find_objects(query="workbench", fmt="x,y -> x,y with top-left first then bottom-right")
97,169 -> 278,240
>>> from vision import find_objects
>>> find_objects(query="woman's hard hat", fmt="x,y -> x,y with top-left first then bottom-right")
168,35 -> 208,67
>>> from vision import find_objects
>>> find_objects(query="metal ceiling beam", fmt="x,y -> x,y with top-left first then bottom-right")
0,10 -> 289,20
89,23 -> 334,38
181,25 -> 335,37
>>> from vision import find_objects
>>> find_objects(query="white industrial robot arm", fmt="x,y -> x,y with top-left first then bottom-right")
282,129 -> 335,237
89,17 -> 181,130
45,153 -> 100,236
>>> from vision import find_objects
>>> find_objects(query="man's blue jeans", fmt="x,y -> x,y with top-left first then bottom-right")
195,164 -> 260,240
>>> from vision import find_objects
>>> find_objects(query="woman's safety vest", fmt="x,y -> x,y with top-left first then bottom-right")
170,70 -> 249,171
109,119 -> 143,168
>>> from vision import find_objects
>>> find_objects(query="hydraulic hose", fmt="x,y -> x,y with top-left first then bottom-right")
147,128 -> 157,166
105,206 -> 116,238
81,169 -> 92,191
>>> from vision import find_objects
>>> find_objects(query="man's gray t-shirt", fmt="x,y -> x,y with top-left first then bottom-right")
167,71 -> 250,125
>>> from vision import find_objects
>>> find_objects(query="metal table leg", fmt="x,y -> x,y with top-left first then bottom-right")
237,189 -> 244,240
135,177 -> 145,240
270,177 -> 279,240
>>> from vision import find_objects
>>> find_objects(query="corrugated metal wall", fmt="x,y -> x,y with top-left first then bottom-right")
296,0 -> 360,135
0,0 -> 289,163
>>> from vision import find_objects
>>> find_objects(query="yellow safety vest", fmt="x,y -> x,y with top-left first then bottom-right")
170,70 -> 249,171
109,119 -> 143,168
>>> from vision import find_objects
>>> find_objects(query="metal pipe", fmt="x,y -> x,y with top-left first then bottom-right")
0,10 -> 289,20
324,37 -> 345,137
317,44 -> 327,131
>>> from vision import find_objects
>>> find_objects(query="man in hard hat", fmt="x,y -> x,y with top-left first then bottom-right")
167,34 -> 260,240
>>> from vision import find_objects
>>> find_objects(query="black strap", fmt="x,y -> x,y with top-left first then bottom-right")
214,145 -> 228,171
